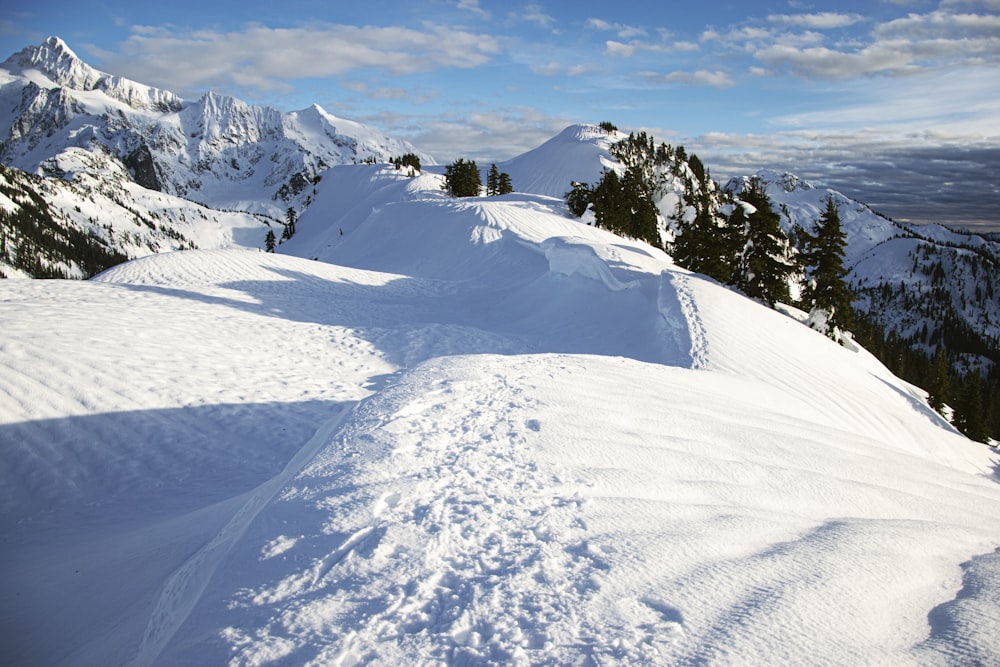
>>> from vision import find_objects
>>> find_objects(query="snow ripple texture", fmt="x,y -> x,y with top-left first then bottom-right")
2,169 -> 999,666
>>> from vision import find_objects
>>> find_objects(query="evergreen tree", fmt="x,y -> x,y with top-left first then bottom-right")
487,164 -> 501,196
735,178 -> 795,306
443,159 -> 482,197
621,165 -> 659,246
926,346 -> 950,413
282,207 -> 297,241
564,181 -> 592,217
591,170 -> 629,236
672,206 -> 739,284
498,171 -> 513,195
955,368 -> 988,442
392,153 -> 421,172
265,228 -> 276,252
801,196 -> 854,333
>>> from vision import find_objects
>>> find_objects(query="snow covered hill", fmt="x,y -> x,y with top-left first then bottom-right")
0,37 -> 429,217
3,165 -> 999,665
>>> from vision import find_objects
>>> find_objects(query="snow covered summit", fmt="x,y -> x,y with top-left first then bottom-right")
0,37 -> 429,216
2,162 -> 998,665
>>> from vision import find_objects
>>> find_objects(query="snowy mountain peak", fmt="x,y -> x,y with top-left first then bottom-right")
724,170 -> 815,196
0,37 -> 428,215
769,170 -> 815,193
3,36 -> 90,83
2,36 -> 183,113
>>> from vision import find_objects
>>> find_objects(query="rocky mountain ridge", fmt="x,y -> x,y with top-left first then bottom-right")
0,37 -> 428,217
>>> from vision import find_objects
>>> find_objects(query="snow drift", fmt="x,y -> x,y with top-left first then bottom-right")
2,159 -> 999,665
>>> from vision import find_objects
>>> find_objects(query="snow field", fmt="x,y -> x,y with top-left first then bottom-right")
2,161 -> 999,665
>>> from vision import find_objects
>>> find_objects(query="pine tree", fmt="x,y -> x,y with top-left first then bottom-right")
672,206 -> 739,284
498,171 -> 513,195
265,228 -> 276,252
591,170 -> 628,236
622,165 -> 658,246
487,164 -> 501,196
443,159 -> 482,197
926,346 -> 950,413
955,368 -> 988,442
282,207 -> 297,241
801,195 -> 854,334
565,181 -> 592,217
735,178 -> 795,306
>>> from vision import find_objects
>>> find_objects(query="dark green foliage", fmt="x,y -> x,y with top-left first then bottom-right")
671,205 -> 740,284
591,169 -> 628,234
598,121 -> 618,133
281,207 -> 297,241
564,181 -> 592,218
852,315 -> 1000,443
391,153 -> 422,172
687,153 -> 707,185
443,158 -> 482,197
265,228 -> 276,252
851,234 -> 1000,442
486,164 -> 513,196
487,164 -> 500,196
498,171 -> 513,195
621,166 -> 658,244
926,347 -> 950,413
800,196 -> 854,333
0,164 -> 129,278
954,368 -> 989,443
735,178 -> 795,306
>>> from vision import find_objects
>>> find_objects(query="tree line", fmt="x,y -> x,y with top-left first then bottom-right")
442,160 -> 513,198
563,127 -> 995,443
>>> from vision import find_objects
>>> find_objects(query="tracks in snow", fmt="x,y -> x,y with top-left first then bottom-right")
128,404 -> 356,667
216,356 -> 683,665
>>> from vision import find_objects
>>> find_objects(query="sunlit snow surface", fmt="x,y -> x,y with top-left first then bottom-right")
2,167 -> 999,666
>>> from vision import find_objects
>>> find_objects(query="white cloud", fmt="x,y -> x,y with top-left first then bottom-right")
693,127 -> 1000,229
639,69 -> 736,88
749,7 -> 1000,79
605,40 -> 636,57
585,18 -> 647,39
367,106 -> 574,164
529,61 -> 591,77
875,10 -> 1000,40
518,4 -> 556,29
942,0 -> 1000,9
767,13 -> 864,29
456,0 -> 490,19
99,23 -> 502,94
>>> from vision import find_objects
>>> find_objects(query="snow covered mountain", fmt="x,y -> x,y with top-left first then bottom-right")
0,37 -> 429,216
725,170 -> 1000,375
0,151 -> 271,278
3,161 -> 999,665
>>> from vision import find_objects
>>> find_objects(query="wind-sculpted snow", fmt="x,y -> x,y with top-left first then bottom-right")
2,167 -> 999,665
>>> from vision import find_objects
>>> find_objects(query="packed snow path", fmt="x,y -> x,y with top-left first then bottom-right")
2,169 -> 999,665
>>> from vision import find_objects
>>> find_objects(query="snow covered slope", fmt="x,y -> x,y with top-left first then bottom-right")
727,170 -> 1000,370
0,37 -> 429,217
0,152 -> 271,278
496,124 -> 623,199
2,166 -> 998,665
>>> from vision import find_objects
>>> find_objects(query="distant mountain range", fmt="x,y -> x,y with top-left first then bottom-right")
0,37 -> 428,216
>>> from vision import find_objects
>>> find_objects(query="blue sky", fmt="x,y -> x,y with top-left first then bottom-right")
3,0 -> 999,230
